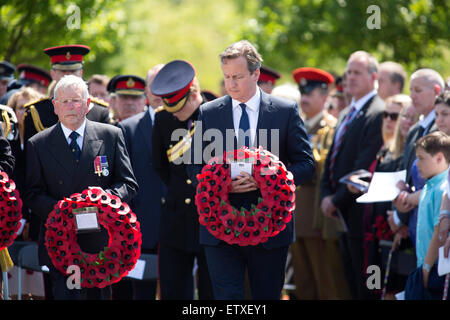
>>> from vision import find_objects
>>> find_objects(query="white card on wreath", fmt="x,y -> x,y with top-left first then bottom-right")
127,259 -> 146,280
75,212 -> 99,231
230,162 -> 253,180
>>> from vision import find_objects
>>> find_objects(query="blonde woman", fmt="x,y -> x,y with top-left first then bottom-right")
7,87 -> 43,242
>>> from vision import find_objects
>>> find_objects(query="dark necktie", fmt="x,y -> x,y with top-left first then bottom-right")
69,131 -> 81,161
328,105 -> 358,188
417,125 -> 425,138
238,103 -> 250,148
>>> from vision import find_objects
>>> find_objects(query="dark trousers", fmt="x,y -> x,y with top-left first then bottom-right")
159,244 -> 213,300
204,243 -> 288,300
49,266 -> 111,300
337,232 -> 374,300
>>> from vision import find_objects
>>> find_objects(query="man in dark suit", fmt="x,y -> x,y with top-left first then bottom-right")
188,40 -> 315,299
151,60 -> 213,300
24,75 -> 138,300
23,45 -> 111,144
391,69 -> 445,245
117,64 -> 166,299
320,51 -> 385,299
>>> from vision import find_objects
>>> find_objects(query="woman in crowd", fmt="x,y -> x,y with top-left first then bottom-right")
7,87 -> 43,241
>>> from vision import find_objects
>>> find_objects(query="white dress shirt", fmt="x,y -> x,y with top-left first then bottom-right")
148,106 -> 157,125
60,119 -> 86,151
334,89 -> 377,144
232,88 -> 261,147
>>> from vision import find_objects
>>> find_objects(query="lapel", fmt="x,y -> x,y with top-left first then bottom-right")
340,95 -> 375,145
217,95 -> 236,145
256,90 -> 273,132
48,123 -> 78,177
71,120 -> 103,190
137,111 -> 152,151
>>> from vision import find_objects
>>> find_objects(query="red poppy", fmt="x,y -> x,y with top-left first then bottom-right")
195,148 -> 295,246
45,188 -> 141,288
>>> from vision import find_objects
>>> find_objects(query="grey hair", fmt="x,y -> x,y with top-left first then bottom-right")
54,75 -> 89,100
410,68 -> 445,92
348,50 -> 379,74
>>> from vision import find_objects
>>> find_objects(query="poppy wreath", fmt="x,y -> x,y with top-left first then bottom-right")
0,171 -> 23,251
195,147 -> 296,246
45,187 -> 142,288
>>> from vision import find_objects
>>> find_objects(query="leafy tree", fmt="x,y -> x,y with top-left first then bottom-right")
238,0 -> 450,79
0,0 -> 127,75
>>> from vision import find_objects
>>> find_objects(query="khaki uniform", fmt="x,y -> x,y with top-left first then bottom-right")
291,111 -> 351,299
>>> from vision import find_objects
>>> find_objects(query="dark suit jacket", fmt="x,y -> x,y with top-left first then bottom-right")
188,89 -> 315,249
402,120 -> 437,184
118,110 -> 166,251
397,119 -> 437,225
152,108 -> 203,252
25,119 -> 138,266
320,94 -> 385,238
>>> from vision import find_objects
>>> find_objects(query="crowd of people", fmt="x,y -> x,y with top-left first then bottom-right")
0,39 -> 449,300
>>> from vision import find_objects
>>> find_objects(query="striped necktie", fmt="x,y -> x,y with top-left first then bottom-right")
328,105 -> 358,187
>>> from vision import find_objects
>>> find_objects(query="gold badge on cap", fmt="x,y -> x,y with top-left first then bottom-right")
300,78 -> 307,86
66,52 -> 71,60
126,77 -> 135,88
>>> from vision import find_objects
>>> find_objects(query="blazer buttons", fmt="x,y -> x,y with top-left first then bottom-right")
58,180 -> 63,185
185,198 -> 191,205
161,197 -> 166,204
186,179 -> 192,185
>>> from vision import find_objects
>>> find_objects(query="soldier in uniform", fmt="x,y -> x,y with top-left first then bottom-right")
151,60 -> 213,300
290,67 -> 351,299
106,75 -> 146,122
16,64 -> 52,95
258,65 -> 281,94
22,45 -> 111,144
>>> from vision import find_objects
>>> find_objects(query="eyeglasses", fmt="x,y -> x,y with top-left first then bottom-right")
383,111 -> 399,121
58,98 -> 85,106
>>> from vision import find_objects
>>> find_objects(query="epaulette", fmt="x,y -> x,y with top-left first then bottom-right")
90,96 -> 109,108
23,98 -> 48,133
0,104 -> 18,139
23,97 -> 48,109
155,106 -> 164,113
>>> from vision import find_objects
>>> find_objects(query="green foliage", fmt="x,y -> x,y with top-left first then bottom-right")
1,0 -> 448,92
238,0 -> 450,79
0,0 -> 128,73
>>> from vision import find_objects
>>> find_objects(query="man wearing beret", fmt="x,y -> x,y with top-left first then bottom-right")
290,67 -> 350,299
151,60 -> 213,299
22,45 -> 111,145
320,51 -> 385,299
188,40 -> 315,299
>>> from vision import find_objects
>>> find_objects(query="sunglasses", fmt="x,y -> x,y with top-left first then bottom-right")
383,111 -> 399,121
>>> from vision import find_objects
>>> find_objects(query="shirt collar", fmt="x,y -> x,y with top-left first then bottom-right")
427,169 -> 448,188
232,87 -> 261,112
419,109 -> 435,129
60,119 -> 86,141
350,90 -> 377,112
148,106 -> 157,122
